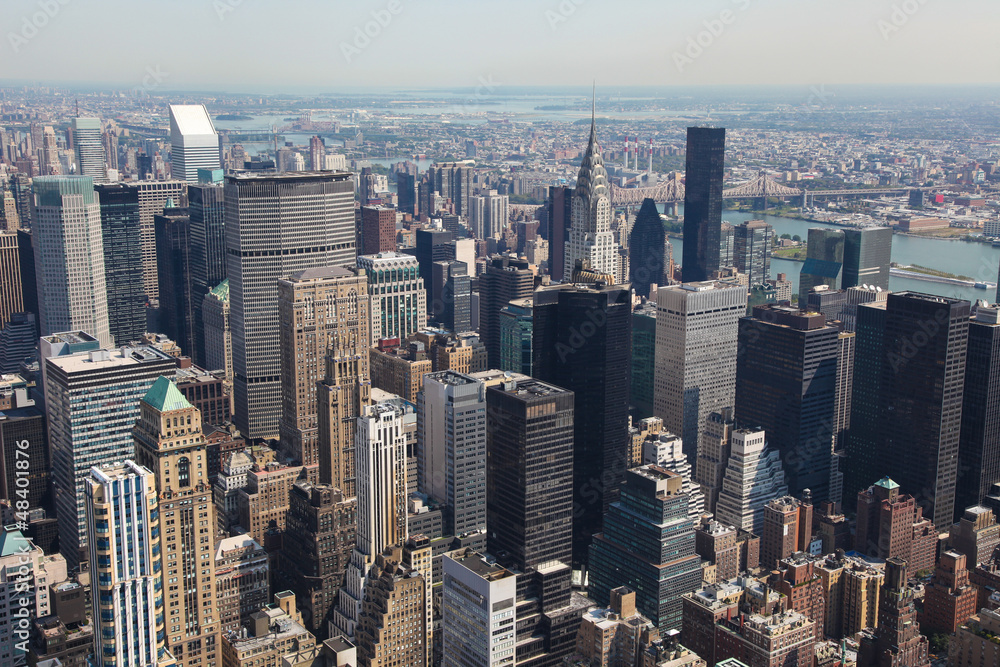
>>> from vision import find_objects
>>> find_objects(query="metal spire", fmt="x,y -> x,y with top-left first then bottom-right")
590,81 -> 597,143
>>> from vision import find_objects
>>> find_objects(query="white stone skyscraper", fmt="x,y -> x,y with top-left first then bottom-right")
32,176 -> 112,347
71,118 -> 107,182
332,399 -> 408,639
653,281 -> 747,459
227,171 -> 356,440
563,92 -> 619,281
169,104 -> 221,182
642,430 -> 705,524
715,428 -> 789,534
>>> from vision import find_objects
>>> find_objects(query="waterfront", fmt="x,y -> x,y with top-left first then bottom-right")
662,207 -> 999,303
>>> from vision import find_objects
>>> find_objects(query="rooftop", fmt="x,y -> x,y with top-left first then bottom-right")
45,346 -> 174,374
142,376 -> 193,413
283,266 -> 357,282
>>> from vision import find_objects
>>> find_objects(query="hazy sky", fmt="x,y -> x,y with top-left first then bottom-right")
3,0 -> 998,92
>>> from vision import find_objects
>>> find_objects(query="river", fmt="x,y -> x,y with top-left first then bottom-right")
661,208 -> 999,304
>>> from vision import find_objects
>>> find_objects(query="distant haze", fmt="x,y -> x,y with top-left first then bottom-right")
3,0 -> 998,92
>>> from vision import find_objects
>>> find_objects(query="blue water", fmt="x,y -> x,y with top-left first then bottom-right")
663,208 -> 998,304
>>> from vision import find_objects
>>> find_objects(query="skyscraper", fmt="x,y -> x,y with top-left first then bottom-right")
133,378 -> 219,667
333,399 -> 408,639
653,281 -> 747,458
32,176 -> 112,347
563,98 -> 619,280
226,171 -> 356,440
842,226 -> 892,291
736,305 -> 841,502
309,135 -> 325,171
130,180 -> 187,303
279,267 -> 370,468
188,177 -> 227,366
441,550 -> 518,667
533,282 -> 632,567
95,183 -> 144,346
357,252 -> 427,345
313,266 -> 372,489
957,305 -> 1000,513
46,340 -> 176,567
854,292 -> 969,528
844,300 -> 888,502
798,228 -> 845,303
682,127 -> 725,282
431,260 -> 471,333
733,219 -> 774,286
279,481 -> 355,635
0,231 -> 22,330
413,228 -> 455,306
714,427 -> 789,534
355,544 -> 430,667
169,104 -> 221,182
397,172 -> 418,216
418,371 -> 488,540
202,279 -> 232,380
629,198 -> 669,299
694,408 -> 736,516
469,190 -> 509,240
589,466 -> 702,632
155,205 -> 195,356
487,377 -> 574,570
86,461 -> 173,667
427,162 -> 473,217
479,255 -> 535,368
856,559 -> 931,667
71,118 -> 106,183
360,205 -> 397,255
546,185 -> 573,282
498,298 -> 534,377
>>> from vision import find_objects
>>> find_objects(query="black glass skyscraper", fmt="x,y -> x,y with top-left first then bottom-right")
95,183 -> 145,346
479,256 -> 534,369
155,207 -> 195,357
533,282 -> 631,568
397,172 -> 417,216
486,377 -> 582,664
956,306 -> 1000,515
735,305 -> 841,502
629,198 -> 667,299
799,228 -> 844,303
545,185 -> 573,283
733,219 -> 774,286
842,227 -> 892,291
844,301 -> 888,503
682,127 -> 725,283
188,182 -> 227,366
412,228 -> 455,312
850,292 -> 969,528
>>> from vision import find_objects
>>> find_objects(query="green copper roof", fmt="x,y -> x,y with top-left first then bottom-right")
143,376 -> 193,413
874,476 -> 899,490
209,279 -> 229,302
0,526 -> 31,558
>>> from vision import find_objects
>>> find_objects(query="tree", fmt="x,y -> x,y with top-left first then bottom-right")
780,233 -> 792,240
792,234 -> 802,242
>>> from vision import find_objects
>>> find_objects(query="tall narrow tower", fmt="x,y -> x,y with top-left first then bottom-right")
563,88 -> 619,280
133,377 -> 219,667
681,127 -> 726,282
